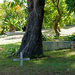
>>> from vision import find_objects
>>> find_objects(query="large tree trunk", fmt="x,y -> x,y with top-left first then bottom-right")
17,0 -> 45,57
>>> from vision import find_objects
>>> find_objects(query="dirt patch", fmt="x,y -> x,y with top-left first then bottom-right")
0,48 -> 3,51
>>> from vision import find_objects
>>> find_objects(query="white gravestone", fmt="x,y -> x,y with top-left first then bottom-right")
13,52 -> 30,66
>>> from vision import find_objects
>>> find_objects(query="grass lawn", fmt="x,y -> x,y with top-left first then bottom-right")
0,42 -> 75,75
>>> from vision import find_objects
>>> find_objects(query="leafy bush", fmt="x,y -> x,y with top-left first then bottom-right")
43,44 -> 47,51
42,34 -> 47,41
5,47 -> 17,58
42,33 -> 75,41
64,34 -> 75,41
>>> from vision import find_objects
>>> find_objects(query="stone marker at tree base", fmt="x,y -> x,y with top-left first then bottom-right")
13,52 -> 30,66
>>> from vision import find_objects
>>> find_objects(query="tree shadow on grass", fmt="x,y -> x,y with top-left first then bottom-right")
0,44 -> 75,75
29,50 -> 75,75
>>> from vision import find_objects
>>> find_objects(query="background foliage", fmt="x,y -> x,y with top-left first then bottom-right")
0,0 -> 27,32
43,0 -> 75,28
0,0 -> 75,33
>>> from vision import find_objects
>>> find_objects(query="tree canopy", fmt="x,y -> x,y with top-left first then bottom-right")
0,0 -> 27,32
43,0 -> 75,28
0,0 -> 75,32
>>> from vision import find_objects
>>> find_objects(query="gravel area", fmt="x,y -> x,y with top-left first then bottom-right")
0,26 -> 75,45
0,35 -> 23,45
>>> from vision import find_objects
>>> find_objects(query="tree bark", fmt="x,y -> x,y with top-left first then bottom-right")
1,27 -> 5,34
52,0 -> 63,37
17,0 -> 45,57
53,15 -> 61,37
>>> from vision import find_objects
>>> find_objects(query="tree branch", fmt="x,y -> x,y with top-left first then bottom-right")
57,0 -> 59,6
57,6 -> 61,15
54,16 -> 58,21
51,0 -> 57,7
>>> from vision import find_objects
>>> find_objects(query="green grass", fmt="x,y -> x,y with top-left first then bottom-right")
0,43 -> 75,75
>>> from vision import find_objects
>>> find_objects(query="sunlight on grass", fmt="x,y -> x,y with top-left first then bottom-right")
33,60 -> 43,64
45,49 -> 71,58
67,52 -> 75,56
71,63 -> 75,68
65,51 -> 75,59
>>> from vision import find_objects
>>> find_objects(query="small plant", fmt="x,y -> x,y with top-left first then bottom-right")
46,36 -> 53,41
42,34 -> 75,41
42,34 -> 47,41
43,44 -> 47,51
5,47 -> 18,58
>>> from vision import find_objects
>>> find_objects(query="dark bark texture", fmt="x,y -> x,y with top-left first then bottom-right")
17,0 -> 45,57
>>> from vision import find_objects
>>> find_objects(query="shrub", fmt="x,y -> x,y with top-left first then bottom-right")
64,34 -> 75,41
5,47 -> 17,58
42,34 -> 47,41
